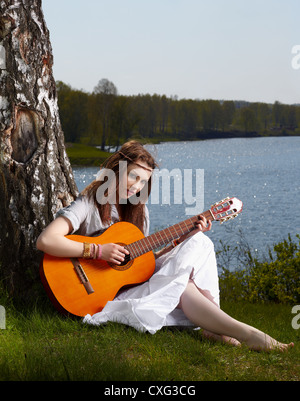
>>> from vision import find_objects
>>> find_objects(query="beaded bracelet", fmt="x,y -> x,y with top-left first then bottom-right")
83,242 -> 102,259
97,244 -> 102,259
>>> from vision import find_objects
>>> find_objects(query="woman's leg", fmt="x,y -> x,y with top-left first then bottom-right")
180,281 -> 294,351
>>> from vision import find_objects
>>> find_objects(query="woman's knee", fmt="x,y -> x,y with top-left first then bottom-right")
177,280 -> 196,309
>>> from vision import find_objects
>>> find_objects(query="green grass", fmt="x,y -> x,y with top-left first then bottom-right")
65,143 -> 111,166
0,297 -> 299,381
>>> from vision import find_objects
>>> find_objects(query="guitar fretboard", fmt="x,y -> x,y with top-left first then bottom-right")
126,209 -> 212,259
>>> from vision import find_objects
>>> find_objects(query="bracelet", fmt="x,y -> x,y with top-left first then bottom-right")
90,243 -> 95,259
97,244 -> 102,260
83,242 -> 92,258
83,242 -> 102,259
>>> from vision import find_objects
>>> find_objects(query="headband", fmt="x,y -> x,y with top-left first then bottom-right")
118,151 -> 153,172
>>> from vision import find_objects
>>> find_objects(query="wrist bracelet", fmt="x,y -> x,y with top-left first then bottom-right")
83,242 -> 102,259
97,244 -> 102,260
83,242 -> 92,258
91,243 -> 96,259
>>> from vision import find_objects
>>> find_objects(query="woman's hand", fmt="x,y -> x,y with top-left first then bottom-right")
180,215 -> 212,242
101,243 -> 129,264
194,215 -> 212,233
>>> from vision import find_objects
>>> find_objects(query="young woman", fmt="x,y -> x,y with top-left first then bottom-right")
37,140 -> 294,352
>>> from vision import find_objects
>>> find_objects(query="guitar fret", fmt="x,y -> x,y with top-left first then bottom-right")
144,236 -> 153,249
157,230 -> 165,246
177,222 -> 185,236
130,242 -> 140,257
183,220 -> 190,231
136,240 -> 144,256
142,237 -> 153,254
147,235 -> 157,249
160,229 -> 170,244
166,226 -> 173,239
149,234 -> 160,249
126,244 -> 136,259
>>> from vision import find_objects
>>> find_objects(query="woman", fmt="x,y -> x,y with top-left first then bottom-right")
37,141 -> 294,352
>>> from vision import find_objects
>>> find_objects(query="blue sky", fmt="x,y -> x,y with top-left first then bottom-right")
42,0 -> 300,104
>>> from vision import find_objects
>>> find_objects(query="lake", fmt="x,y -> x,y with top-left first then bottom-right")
73,136 -> 300,267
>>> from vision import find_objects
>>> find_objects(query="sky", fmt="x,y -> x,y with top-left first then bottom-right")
42,0 -> 300,105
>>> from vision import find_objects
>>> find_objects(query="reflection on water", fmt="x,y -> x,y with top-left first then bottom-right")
73,137 -> 300,267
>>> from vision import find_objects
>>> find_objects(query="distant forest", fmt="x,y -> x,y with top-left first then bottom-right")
57,79 -> 300,150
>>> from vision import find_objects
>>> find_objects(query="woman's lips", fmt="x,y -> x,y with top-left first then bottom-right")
127,189 -> 135,197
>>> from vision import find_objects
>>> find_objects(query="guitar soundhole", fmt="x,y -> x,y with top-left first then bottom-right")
108,243 -> 133,271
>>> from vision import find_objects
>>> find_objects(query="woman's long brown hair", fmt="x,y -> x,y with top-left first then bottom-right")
81,141 -> 157,233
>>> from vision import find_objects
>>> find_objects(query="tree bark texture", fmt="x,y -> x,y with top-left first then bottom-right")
0,0 -> 78,300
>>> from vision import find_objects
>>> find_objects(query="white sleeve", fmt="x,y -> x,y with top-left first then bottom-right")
55,195 -> 89,234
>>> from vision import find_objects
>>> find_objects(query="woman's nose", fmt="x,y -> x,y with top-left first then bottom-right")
131,180 -> 143,192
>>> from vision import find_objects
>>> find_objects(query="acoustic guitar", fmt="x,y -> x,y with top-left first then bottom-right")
40,196 -> 243,317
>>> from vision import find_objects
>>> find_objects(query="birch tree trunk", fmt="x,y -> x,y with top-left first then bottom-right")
0,0 -> 78,300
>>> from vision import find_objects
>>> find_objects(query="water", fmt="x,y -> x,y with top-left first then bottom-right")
73,137 -> 300,264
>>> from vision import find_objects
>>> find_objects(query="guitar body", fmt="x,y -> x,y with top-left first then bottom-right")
40,221 -> 155,317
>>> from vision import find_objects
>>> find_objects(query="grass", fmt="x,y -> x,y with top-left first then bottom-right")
0,295 -> 299,381
65,143 -> 111,166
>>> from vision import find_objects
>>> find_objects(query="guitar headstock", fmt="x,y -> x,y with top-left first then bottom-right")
210,197 -> 243,224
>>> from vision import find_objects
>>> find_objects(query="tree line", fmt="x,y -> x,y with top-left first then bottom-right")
57,79 -> 300,150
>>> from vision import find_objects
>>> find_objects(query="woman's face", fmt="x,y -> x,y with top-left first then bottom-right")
118,160 -> 152,201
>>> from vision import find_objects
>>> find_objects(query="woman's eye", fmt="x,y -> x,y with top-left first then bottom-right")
129,172 -> 137,180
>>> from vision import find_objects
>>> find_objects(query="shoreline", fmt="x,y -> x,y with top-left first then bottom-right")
66,135 -> 300,167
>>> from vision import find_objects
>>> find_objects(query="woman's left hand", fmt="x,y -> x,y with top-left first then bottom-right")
180,215 -> 212,242
194,214 -> 212,233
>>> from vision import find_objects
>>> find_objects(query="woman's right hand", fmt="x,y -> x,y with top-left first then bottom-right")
101,243 -> 129,264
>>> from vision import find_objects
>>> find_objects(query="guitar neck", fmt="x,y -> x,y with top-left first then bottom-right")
126,209 -> 213,259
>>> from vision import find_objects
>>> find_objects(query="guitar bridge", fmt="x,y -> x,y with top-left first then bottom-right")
71,258 -> 94,295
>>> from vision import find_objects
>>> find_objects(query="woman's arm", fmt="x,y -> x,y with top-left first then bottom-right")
36,216 -> 84,257
36,216 -> 129,264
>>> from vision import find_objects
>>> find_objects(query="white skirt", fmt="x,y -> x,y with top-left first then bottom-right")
83,231 -> 220,334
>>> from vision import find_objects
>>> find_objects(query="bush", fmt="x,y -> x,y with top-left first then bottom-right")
219,234 -> 300,304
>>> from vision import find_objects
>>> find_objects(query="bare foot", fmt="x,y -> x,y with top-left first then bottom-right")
244,328 -> 294,352
202,329 -> 241,347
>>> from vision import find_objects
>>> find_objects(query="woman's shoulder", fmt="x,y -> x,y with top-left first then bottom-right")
55,194 -> 97,233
